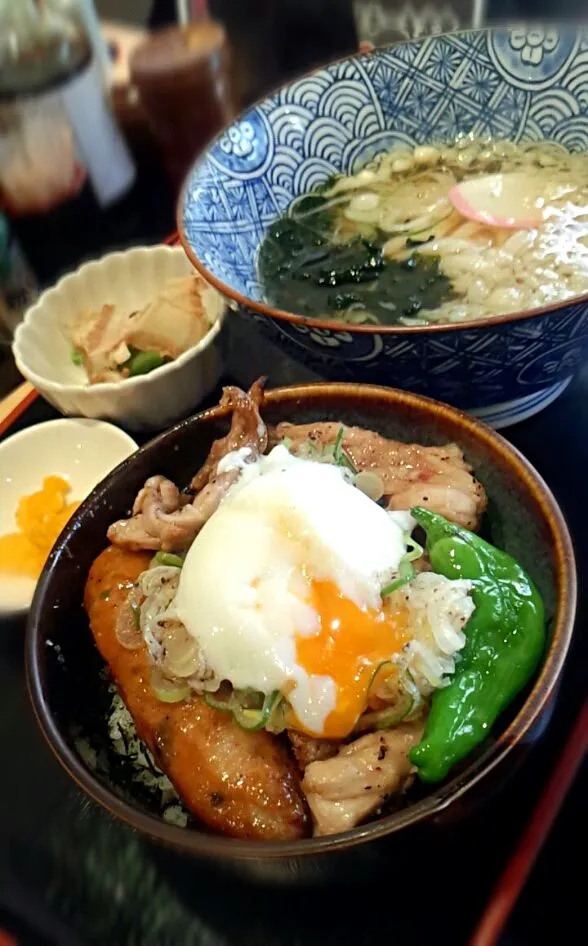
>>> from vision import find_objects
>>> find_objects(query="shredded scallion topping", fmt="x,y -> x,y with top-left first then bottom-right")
381,532 -> 424,597
204,687 -> 283,732
152,551 -> 186,569
333,426 -> 357,473
130,599 -> 141,631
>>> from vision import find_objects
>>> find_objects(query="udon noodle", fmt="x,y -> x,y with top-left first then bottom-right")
258,136 -> 588,327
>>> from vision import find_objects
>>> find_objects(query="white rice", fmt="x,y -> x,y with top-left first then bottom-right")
96,688 -> 188,827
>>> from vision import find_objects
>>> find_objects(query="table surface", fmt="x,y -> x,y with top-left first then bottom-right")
0,336 -> 586,945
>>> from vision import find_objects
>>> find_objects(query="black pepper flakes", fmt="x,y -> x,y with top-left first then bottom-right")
210,792 -> 225,807
378,745 -> 387,761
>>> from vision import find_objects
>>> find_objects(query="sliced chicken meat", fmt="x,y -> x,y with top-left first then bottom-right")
301,722 -> 424,836
107,470 -> 240,552
288,731 -> 340,771
277,421 -> 486,531
190,378 -> 267,491
108,381 -> 268,552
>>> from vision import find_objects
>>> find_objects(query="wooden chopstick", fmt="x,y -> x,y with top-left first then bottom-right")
0,382 -> 36,432
471,698 -> 588,945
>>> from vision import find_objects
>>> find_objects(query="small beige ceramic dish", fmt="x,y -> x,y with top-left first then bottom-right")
12,246 -> 226,431
0,418 -> 137,616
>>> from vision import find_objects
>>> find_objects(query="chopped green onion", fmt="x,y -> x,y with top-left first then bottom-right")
358,701 -> 413,732
128,350 -> 166,377
359,662 -> 422,732
265,695 -> 289,734
152,551 -> 185,568
237,687 -> 265,709
233,690 -> 281,731
281,436 -> 293,450
360,660 -> 413,731
367,659 -> 395,698
333,426 -> 357,473
154,681 -> 190,703
402,668 -> 423,716
151,669 -> 190,704
130,599 -> 141,630
381,532 -> 424,597
299,439 -> 321,461
404,533 -> 424,563
71,346 -> 83,366
204,687 -> 282,731
381,561 -> 416,597
204,690 -> 234,713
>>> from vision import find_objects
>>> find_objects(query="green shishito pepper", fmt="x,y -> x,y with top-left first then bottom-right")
409,506 -> 545,783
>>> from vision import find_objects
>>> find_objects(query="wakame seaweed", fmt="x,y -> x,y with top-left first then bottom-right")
258,193 -> 455,325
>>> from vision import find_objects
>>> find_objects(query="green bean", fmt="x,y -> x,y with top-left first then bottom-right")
128,350 -> 166,376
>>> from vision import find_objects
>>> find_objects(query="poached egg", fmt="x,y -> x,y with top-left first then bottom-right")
173,445 -> 470,737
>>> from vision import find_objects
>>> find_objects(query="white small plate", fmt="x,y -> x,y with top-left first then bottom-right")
0,418 -> 137,616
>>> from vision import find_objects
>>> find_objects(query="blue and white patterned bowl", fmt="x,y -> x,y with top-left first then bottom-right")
180,26 -> 588,428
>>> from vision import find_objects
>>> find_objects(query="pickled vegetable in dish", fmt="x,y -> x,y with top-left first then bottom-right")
258,137 -> 588,326
0,475 -> 79,579
85,381 -> 546,838
71,273 -> 224,384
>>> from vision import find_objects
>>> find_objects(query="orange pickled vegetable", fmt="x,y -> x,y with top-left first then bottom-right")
0,475 -> 80,579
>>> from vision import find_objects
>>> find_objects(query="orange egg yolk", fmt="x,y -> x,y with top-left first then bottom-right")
294,579 -> 408,739
0,476 -> 80,579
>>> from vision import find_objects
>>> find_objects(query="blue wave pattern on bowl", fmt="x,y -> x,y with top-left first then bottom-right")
182,27 -> 588,426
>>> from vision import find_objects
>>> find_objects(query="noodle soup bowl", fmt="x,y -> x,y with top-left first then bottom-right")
180,25 -> 588,429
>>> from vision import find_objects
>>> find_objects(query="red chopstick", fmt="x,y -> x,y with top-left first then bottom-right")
471,698 -> 588,945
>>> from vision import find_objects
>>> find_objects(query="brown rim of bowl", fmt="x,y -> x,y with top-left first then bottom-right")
176,26 -> 588,337
26,384 -> 576,859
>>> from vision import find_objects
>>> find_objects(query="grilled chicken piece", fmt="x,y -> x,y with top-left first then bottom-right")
301,723 -> 424,837
277,422 -> 486,531
190,379 -> 267,491
85,546 -> 309,840
107,470 -> 239,552
108,380 -> 267,552
288,731 -> 339,771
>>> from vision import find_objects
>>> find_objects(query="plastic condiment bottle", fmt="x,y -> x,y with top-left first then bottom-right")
0,0 -> 136,281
